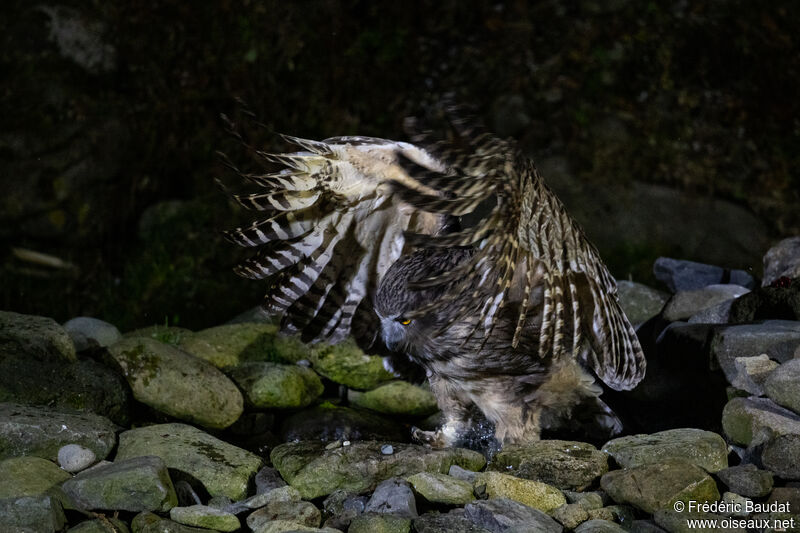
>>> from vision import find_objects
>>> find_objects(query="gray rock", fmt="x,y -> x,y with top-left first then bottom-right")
687,299 -> 735,324
255,466 -> 287,494
763,237 -> 800,286
225,485 -> 303,515
711,321 -> 800,385
61,455 -> 177,512
600,461 -> 719,513
0,310 -> 76,362
227,361 -> 323,409
321,490 -> 368,531
653,257 -> 755,293
116,423 -> 263,501
721,397 -> 800,446
551,503 -> 590,529
653,509 -> 745,533
131,511 -> 215,533
762,434 -> 800,480
279,405 -> 404,443
463,498 -> 562,533
63,317 -> 121,351
67,517 -> 131,533
716,464 -> 773,498
586,505 -> 635,525
490,439 -> 608,490
348,381 -> 439,417
348,513 -> 411,533
663,284 -> 750,322
0,456 -> 71,500
107,337 -> 243,429
629,520 -> 667,533
270,440 -> 485,499
413,511 -> 492,533
247,500 -> 322,530
602,428 -> 728,472
720,492 -> 751,516
0,402 -> 117,462
730,354 -> 779,395
0,495 -> 66,533
170,504 -> 240,532
406,472 -> 474,505
575,519 -> 627,533
564,491 -> 606,508
764,359 -> 800,415
365,478 -> 418,518
449,464 -> 478,483
249,520 -> 342,533
57,444 -> 96,473
382,444 -> 395,455
616,281 -> 669,326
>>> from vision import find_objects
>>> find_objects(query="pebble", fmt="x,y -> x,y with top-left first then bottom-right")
57,443 -> 96,472
382,444 -> 395,455
63,316 -> 121,351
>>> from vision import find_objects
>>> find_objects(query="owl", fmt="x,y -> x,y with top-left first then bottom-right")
223,111 -> 645,447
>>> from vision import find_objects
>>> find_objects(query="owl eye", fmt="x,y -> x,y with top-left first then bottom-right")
398,318 -> 412,326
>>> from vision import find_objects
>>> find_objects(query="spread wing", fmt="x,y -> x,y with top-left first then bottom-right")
389,115 -> 646,391
222,134 -> 449,345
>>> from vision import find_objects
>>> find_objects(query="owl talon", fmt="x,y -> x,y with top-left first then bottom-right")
411,426 -> 447,448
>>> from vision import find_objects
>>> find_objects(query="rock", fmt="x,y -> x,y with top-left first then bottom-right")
249,520 -> 343,533
730,354 -> 779,395
125,325 -> 193,346
551,503 -> 590,530
178,322 -> 308,368
720,492 -> 751,516
107,337 -> 243,429
602,428 -> 728,472
308,339 -> 394,390
413,511 -> 492,533
224,485 -> 303,515
0,402 -> 117,461
629,520 -> 667,533
600,460 -> 719,513
132,511 -> 216,533
0,311 -> 77,363
349,381 -> 438,417
653,509 -> 745,533
762,434 -> 800,480
463,498 -> 563,533
662,284 -> 750,322
764,359 -> 800,415
564,491 -> 606,508
728,282 -> 800,322
586,505 -> 635,524
365,478 -> 418,518
0,495 -> 66,532
407,472 -> 475,505
169,504 -> 240,532
716,464 -> 773,498
227,361 -> 323,409
247,500 -> 322,529
0,456 -> 71,499
57,443 -> 96,473
271,441 -> 485,499
763,237 -> 800,286
449,465 -> 478,483
721,397 -> 800,446
473,471 -> 566,512
61,455 -> 177,512
490,440 -> 608,490
255,466 -> 287,494
116,423 -> 263,501
711,321 -> 800,385
63,317 -> 121,351
616,281 -> 669,326
321,490 -> 368,530
653,257 -> 755,293
349,513 -> 411,533
687,299 -> 736,324
575,519 -> 627,533
68,517 -> 131,532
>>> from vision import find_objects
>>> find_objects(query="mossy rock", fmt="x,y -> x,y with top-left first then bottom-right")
308,339 -> 394,390
227,361 -> 323,409
349,381 -> 438,417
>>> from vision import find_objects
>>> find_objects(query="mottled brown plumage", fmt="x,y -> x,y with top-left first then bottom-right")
224,112 -> 645,446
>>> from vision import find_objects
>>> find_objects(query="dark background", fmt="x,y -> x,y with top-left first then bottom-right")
2,0 -> 798,333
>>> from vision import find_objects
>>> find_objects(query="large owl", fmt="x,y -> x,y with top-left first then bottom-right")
223,112 -> 646,447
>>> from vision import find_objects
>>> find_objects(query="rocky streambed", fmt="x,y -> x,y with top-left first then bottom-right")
1,237 -> 800,533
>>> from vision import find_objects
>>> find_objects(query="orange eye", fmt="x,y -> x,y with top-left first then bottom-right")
399,318 -> 412,326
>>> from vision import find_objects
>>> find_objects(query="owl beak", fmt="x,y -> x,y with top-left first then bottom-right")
381,319 -> 405,352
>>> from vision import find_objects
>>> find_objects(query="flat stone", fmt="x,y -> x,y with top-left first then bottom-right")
616,281 -> 669,326
349,381 -> 438,417
169,504 -> 240,532
0,402 -> 117,462
763,237 -> 800,286
413,511 -> 492,533
473,471 -> 566,512
309,339 -> 395,390
365,477 -> 418,518
762,434 -> 800,480
730,354 -> 779,395
63,317 -> 121,351
602,428 -> 728,472
271,441 -> 485,499
464,498 -> 563,533
0,495 -> 66,533
653,257 -> 755,293
407,472 -> 475,505
575,519 -> 627,533
247,500 -> 322,530
764,359 -> 800,415
224,485 -> 302,515
721,396 -> 800,446
600,460 -> 720,514
58,443 -> 96,473
663,284 -> 750,322
227,361 -> 323,409
0,456 -> 71,499
716,464 -> 773,498
0,310 -> 76,362
348,513 -> 411,533
61,455 -> 177,512
107,337 -> 243,429
490,439 -> 608,490
711,321 -> 800,385
116,423 -> 263,501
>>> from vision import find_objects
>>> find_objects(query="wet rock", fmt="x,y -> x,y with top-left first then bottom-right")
463,498 -> 563,533
687,299 -> 736,324
762,434 -> 800,480
629,520 -> 666,533
62,455 -> 177,512
730,354 -> 779,395
58,443 -> 96,473
728,282 -> 800,322
0,402 -> 117,461
0,494 -> 66,532
763,237 -> 800,286
271,441 -> 484,499
227,361 -> 323,409
711,321 -> 800,384
107,337 -> 243,429
0,456 -> 71,500
169,504 -> 240,531
413,511 -> 492,533
116,423 -> 263,501
721,397 -> 800,446
662,284 -> 750,322
226,485 -> 303,515
365,478 -> 418,518
349,381 -> 438,417
247,500 -> 322,529
125,325 -> 193,346
280,404 -> 405,442
586,505 -> 635,524
575,519 -> 627,533
250,520 -> 342,533
653,257 -> 755,293
653,509 -> 745,533
63,317 -> 121,351
600,460 -> 719,513
407,472 -> 475,505
178,322 -> 308,368
764,359 -> 800,415
564,491 -> 606,508
132,511 -> 213,533
616,281 -> 669,326
602,428 -> 728,472
449,464 -> 478,483
0,310 -> 76,362
716,464 -> 773,498
551,502 -> 590,529
349,513 -> 411,533
68,517 -> 131,532
473,471 -> 566,512
490,439 -> 608,490
322,490 -> 368,530
309,339 -> 395,390
255,466 -> 287,494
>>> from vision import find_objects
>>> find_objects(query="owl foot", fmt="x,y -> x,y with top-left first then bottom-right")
411,422 -> 463,448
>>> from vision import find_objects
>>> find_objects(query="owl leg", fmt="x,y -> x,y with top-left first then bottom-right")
412,376 -> 471,448
488,403 -> 543,445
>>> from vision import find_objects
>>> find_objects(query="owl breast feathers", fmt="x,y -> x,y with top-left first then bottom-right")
223,113 -> 645,446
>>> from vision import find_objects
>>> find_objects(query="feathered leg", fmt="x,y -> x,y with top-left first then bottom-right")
412,375 -> 472,448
